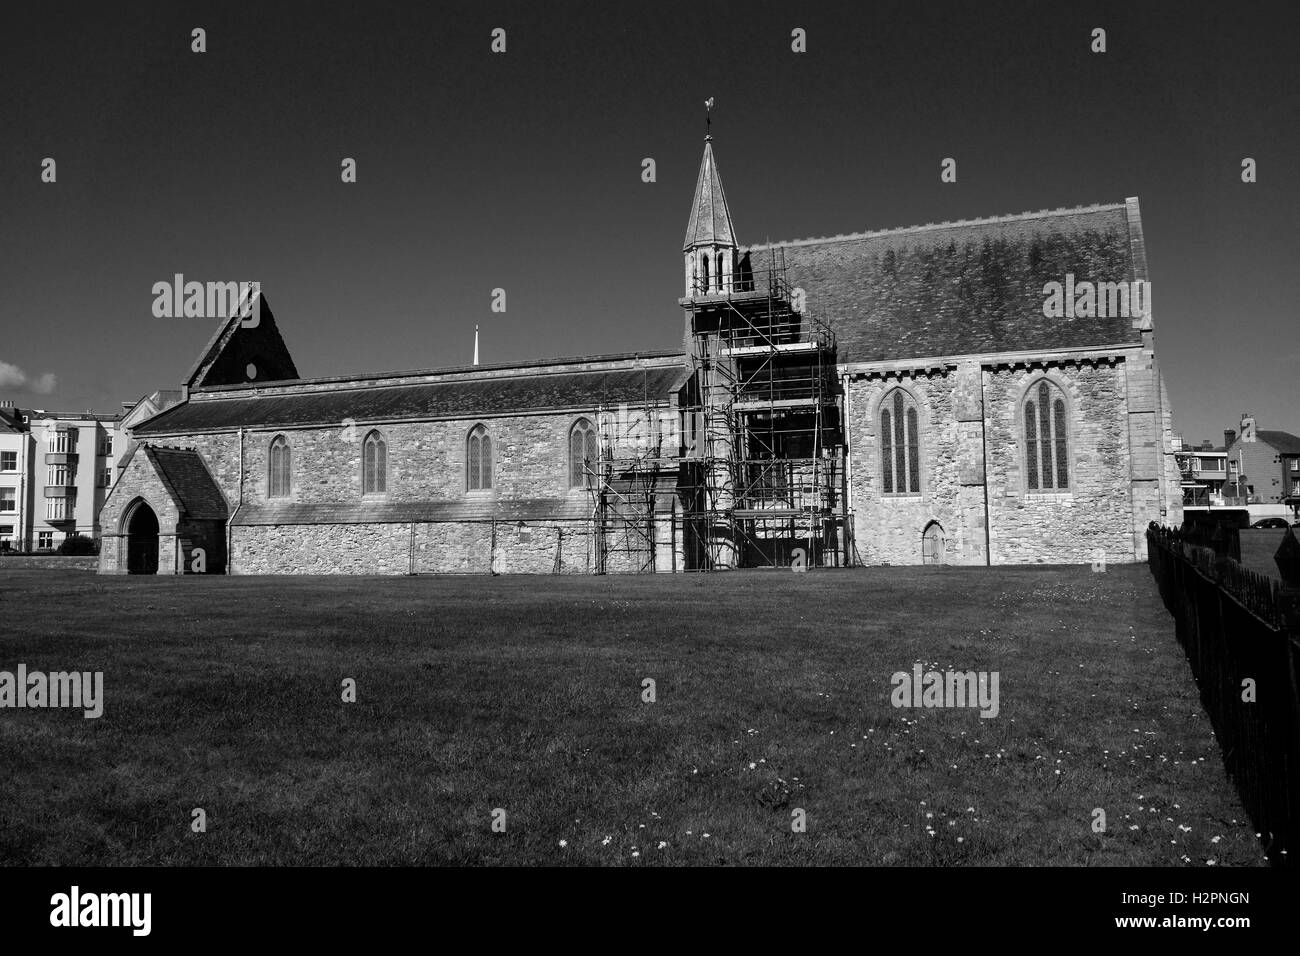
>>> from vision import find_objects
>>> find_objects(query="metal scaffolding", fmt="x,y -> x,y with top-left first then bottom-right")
587,448 -> 668,575
582,369 -> 678,574
679,251 -> 847,569
581,253 -> 847,572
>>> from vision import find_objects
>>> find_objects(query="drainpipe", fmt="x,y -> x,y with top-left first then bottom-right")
226,427 -> 244,573
841,371 -> 854,566
17,427 -> 28,551
979,367 -> 992,566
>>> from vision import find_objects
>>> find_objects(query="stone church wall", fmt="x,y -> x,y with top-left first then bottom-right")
137,407 -> 672,574
241,412 -> 592,503
230,518 -> 626,575
177,517 -> 227,574
156,405 -> 675,507
846,359 -> 1138,567
846,368 -> 967,566
983,361 -> 1133,564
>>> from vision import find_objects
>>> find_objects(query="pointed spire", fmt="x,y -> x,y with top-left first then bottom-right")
473,324 -> 479,366
683,134 -> 737,252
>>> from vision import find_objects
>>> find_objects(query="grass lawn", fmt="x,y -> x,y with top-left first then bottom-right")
0,564 -> 1265,866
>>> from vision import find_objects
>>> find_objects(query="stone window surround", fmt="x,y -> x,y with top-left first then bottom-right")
465,422 -> 493,493
569,416 -> 598,490
1016,373 -> 1075,495
879,387 -> 922,497
361,428 -> 387,497
870,382 -> 929,500
268,434 -> 291,499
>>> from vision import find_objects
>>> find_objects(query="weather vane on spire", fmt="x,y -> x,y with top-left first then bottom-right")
705,97 -> 714,139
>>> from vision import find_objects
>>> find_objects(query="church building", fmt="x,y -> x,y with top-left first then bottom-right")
99,131 -> 1182,575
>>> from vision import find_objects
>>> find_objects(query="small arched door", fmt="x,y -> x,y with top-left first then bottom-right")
126,501 -> 160,575
921,521 -> 946,565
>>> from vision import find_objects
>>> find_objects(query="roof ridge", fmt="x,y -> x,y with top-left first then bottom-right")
190,350 -> 688,395
747,201 -> 1129,250
1257,428 -> 1300,442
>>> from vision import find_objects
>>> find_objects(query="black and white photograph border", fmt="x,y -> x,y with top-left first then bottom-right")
1,0 -> 1295,939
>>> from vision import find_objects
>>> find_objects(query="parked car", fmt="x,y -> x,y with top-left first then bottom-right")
1250,517 -> 1291,529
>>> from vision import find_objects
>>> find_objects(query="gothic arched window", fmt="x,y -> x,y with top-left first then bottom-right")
362,430 -> 386,494
569,418 -> 598,488
268,435 -> 291,498
467,424 -> 493,491
880,389 -> 921,495
1024,380 -> 1070,491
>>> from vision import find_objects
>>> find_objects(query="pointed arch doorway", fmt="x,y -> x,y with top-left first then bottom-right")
125,500 -> 160,575
921,521 -> 946,565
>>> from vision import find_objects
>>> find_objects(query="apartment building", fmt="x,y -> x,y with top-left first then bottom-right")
0,392 -> 187,550
0,407 -> 27,549
1173,435 -> 1230,506
0,403 -> 122,550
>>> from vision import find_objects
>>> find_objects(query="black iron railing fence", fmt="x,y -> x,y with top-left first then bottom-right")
1146,525 -> 1300,865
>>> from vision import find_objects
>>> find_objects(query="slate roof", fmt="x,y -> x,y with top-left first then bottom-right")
13,408 -> 120,423
749,202 -> 1147,365
0,408 -> 21,432
684,137 -> 737,251
123,389 -> 186,429
1259,430 -> 1300,455
232,498 -> 590,526
143,446 -> 229,519
146,388 -> 185,408
137,363 -> 689,435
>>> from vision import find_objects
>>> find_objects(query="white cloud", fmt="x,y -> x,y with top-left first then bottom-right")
0,361 -> 57,395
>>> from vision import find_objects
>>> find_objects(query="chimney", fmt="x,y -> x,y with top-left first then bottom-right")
1240,412 -> 1257,442
1225,429 -> 1237,448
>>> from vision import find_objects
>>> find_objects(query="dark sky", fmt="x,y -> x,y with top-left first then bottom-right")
2,0 -> 1296,445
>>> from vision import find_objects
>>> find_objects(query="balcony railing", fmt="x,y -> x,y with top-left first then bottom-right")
1220,494 -> 1264,506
